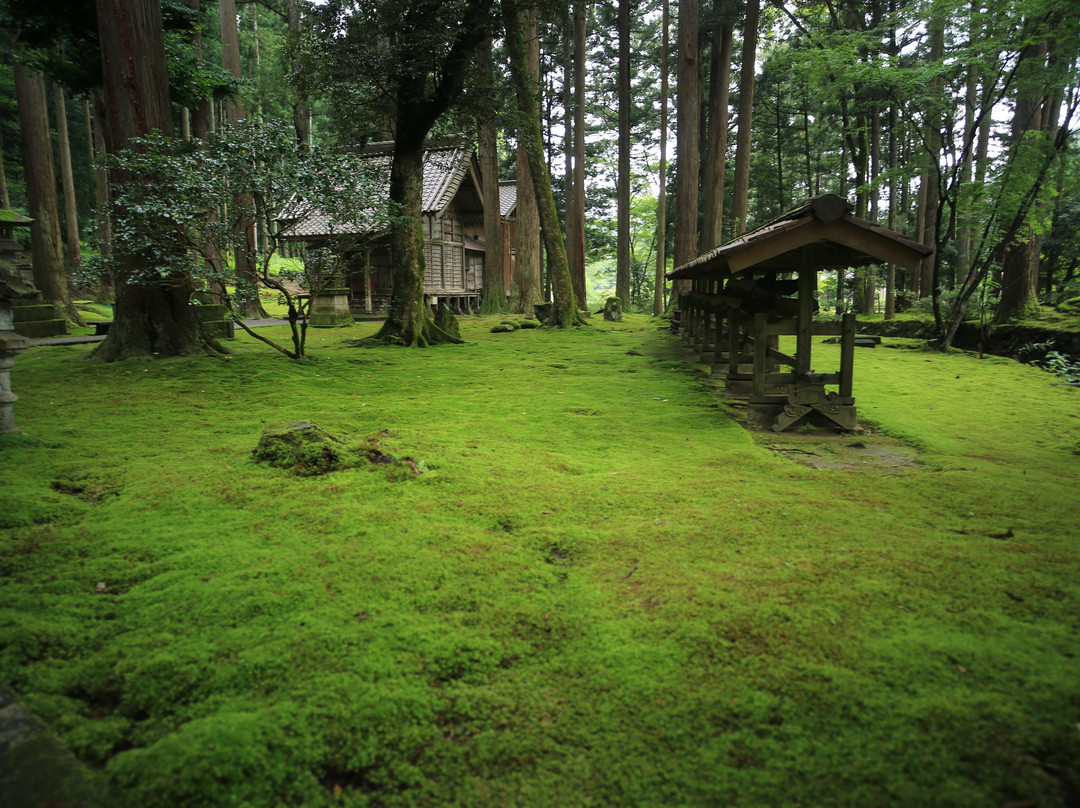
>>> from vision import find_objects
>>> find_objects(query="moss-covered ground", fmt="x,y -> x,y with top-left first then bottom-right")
2,315 -> 1078,807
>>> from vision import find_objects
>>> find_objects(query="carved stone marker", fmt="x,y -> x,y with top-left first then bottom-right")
603,297 -> 623,322
0,261 -> 38,434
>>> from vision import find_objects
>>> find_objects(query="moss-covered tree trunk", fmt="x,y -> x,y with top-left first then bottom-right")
92,0 -> 223,361
13,63 -> 81,325
503,0 -> 584,328
371,84 -> 464,347
478,37 -> 506,315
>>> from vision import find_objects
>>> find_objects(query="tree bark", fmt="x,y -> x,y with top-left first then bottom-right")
509,4 -> 543,315
653,0 -> 669,315
93,0 -> 219,360
569,0 -> 587,306
616,0 -> 631,306
673,0 -> 700,285
504,0 -> 582,327
286,0 -> 311,151
731,0 -> 759,236
368,0 -> 490,346
52,82 -> 82,272
478,38 -> 506,315
701,0 -> 732,252
13,63 -> 80,324
218,0 -> 266,318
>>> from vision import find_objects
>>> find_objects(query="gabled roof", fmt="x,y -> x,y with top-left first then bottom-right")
499,181 -> 518,218
278,138 -> 480,239
667,194 -> 933,280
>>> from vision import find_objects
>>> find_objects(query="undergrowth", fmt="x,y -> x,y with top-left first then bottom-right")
1,316 -> 1078,807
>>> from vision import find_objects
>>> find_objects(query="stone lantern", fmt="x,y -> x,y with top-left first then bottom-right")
0,260 -> 38,434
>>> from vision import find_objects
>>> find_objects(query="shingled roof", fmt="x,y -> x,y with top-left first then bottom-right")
667,194 -> 933,280
498,181 -> 518,218
278,139 -> 480,239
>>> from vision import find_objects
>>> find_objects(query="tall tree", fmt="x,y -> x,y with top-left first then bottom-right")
13,62 -> 80,323
52,81 -> 81,271
672,0 -> 700,278
700,0 -> 732,251
509,3 -> 542,315
309,0 -> 494,346
218,0 -> 266,318
615,0 -> 631,305
569,0 -> 587,306
503,0 -> 582,327
731,0 -> 758,236
478,37 -> 506,315
93,0 -> 221,360
653,0 -> 669,315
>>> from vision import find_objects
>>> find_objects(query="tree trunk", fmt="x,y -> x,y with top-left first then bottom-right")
700,0 -> 731,252
616,0 -> 631,306
13,63 -> 80,324
995,38 -> 1048,323
0,130 -> 9,209
52,82 -> 81,272
478,39 -> 505,315
218,0 -> 266,319
654,0 -> 669,315
504,0 -> 582,327
673,0 -> 700,283
509,4 -> 543,315
286,0 -> 311,151
93,0 -> 220,360
731,0 -> 759,236
569,0 -> 587,306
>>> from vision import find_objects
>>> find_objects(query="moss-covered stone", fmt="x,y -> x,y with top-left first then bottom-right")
252,422 -> 351,475
490,323 -> 516,333
499,320 -> 521,330
519,318 -> 540,329
252,422 -> 422,477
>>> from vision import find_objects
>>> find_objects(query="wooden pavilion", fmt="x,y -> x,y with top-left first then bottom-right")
667,194 -> 932,432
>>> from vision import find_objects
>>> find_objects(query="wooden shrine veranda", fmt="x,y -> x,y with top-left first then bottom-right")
667,194 -> 933,432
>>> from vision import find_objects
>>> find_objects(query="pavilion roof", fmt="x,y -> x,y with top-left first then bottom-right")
667,194 -> 932,280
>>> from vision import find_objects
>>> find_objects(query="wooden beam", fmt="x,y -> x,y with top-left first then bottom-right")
728,219 -> 827,273
819,220 -> 927,271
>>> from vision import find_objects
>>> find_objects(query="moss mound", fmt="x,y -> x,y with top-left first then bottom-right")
252,422 -> 420,477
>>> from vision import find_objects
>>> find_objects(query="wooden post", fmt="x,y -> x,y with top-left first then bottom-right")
364,249 -> 373,314
840,311 -> 855,398
753,312 -> 767,396
797,247 -> 814,376
728,312 -> 741,376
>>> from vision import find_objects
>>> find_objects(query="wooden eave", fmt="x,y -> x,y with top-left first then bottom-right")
667,194 -> 933,280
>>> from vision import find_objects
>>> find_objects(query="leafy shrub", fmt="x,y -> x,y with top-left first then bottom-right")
1016,340 -> 1080,382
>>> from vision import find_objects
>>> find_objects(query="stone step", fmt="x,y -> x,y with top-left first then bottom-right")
11,304 -> 56,322
14,319 -> 68,338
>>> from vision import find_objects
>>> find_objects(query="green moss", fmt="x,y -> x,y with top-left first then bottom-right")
1,317 -> 1078,806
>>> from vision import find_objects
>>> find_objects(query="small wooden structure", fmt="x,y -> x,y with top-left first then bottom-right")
667,194 -> 932,431
279,139 -> 497,315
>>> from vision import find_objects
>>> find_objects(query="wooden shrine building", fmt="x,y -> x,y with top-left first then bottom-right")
667,194 -> 932,432
279,139 -> 510,315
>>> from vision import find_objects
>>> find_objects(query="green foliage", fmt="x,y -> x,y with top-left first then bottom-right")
2,317 -> 1079,806
98,119 -> 392,358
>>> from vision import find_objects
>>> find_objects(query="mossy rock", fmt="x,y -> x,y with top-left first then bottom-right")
490,323 -> 516,334
252,422 -> 352,476
499,320 -> 521,330
519,318 -> 540,329
253,422 -> 422,478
